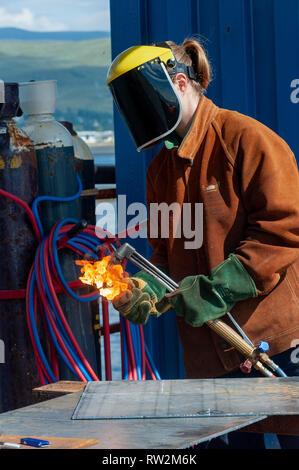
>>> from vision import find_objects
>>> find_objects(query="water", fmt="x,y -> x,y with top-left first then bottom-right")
93,153 -> 115,167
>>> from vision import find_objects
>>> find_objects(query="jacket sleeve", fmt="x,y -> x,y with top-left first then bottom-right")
231,121 -> 299,295
145,168 -> 169,269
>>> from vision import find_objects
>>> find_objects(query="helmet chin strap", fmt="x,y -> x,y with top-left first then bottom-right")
155,41 -> 171,49
154,42 -> 202,83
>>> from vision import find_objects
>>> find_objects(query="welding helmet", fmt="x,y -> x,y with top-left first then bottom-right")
107,42 -> 199,152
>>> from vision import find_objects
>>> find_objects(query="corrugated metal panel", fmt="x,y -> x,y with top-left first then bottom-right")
109,0 -> 299,379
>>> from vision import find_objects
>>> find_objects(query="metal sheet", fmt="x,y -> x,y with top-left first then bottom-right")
72,378 -> 299,420
0,390 -> 266,449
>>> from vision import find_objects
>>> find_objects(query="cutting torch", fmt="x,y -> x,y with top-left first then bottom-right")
110,243 -> 287,378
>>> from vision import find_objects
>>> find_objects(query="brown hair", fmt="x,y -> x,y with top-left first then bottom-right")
166,38 -> 211,92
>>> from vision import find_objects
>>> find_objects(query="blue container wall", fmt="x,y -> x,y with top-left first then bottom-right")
109,0 -> 299,379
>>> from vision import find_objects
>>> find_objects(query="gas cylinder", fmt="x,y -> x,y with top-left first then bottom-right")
60,121 -> 96,225
19,80 -> 100,380
0,82 -> 40,412
59,122 -> 101,378
19,80 -> 81,234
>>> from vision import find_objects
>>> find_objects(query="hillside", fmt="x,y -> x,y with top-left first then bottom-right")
0,38 -> 113,131
0,27 -> 110,41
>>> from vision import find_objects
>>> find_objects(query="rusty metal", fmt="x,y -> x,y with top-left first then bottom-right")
0,82 -> 40,413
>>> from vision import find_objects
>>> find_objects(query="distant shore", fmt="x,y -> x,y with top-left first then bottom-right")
90,144 -> 115,155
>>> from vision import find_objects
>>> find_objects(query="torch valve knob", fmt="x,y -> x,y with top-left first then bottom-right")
240,359 -> 252,374
257,341 -> 270,353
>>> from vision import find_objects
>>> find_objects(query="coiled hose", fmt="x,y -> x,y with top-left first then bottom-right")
1,175 -> 161,384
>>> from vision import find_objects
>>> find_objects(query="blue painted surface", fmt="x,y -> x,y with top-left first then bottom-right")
109,0 -> 299,379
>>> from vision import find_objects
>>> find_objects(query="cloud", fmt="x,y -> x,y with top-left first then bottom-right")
69,11 -> 110,31
0,7 -> 69,31
0,1 -> 110,31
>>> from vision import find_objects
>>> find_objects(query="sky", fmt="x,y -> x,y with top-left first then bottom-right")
0,0 -> 110,31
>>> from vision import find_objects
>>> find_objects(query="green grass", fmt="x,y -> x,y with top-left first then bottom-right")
0,39 -> 113,130
0,38 -> 111,67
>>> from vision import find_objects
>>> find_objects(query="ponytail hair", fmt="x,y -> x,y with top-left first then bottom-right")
166,37 -> 211,92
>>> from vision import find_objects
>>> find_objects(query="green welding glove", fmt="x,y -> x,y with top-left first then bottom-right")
112,269 -> 168,325
156,254 -> 257,327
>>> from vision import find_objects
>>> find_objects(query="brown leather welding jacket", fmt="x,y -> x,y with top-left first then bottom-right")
146,95 -> 299,379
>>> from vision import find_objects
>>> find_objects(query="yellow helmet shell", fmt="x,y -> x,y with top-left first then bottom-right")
107,45 -> 175,84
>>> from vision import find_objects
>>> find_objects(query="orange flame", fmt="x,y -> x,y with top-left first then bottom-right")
76,255 -> 129,300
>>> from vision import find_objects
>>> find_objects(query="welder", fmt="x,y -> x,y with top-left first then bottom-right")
107,39 -> 299,449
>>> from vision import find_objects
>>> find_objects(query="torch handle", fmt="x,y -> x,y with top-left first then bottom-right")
206,319 -> 275,377
117,243 -> 277,377
206,319 -> 254,358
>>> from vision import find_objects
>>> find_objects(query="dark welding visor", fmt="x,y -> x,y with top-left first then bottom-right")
108,59 -> 182,152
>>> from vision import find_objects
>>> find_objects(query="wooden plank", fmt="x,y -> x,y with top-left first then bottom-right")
32,381 -> 86,403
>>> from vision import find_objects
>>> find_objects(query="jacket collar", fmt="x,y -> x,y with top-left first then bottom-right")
164,95 -> 218,162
